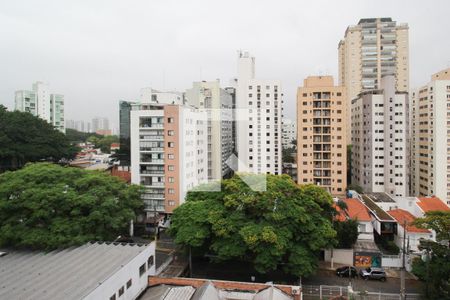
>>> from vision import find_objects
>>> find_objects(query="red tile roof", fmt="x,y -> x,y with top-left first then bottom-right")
387,209 -> 430,233
344,198 -> 372,222
333,198 -> 372,222
417,196 -> 450,212
333,203 -> 347,222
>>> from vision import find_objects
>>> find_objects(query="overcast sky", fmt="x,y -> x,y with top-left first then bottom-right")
1,0 -> 449,131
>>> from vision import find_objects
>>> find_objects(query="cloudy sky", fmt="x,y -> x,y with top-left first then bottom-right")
1,0 -> 449,131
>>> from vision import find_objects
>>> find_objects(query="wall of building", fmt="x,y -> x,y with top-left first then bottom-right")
324,249 -> 354,265
85,243 -> 156,300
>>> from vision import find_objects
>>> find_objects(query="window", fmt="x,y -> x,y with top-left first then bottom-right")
168,142 -> 174,148
110,294 -> 116,300
139,263 -> 146,277
168,154 -> 174,160
118,286 -> 124,297
168,130 -> 175,136
168,188 -> 175,194
168,165 -> 175,171
168,117 -> 174,123
148,255 -> 154,268
126,279 -> 132,289
168,200 -> 175,206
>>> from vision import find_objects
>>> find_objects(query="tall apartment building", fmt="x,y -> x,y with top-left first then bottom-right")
236,51 -> 282,174
130,103 -> 208,215
15,81 -> 65,132
411,68 -> 450,205
338,18 -> 409,142
296,76 -> 347,195
351,75 -> 409,197
185,81 -> 234,179
282,118 -> 297,149
119,90 -> 183,167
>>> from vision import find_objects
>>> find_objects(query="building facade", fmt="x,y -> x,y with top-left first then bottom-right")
411,68 -> 450,205
338,18 -> 409,142
15,81 -> 65,132
351,75 -> 409,197
282,118 -> 297,149
185,81 -> 234,179
92,117 -> 110,133
130,103 -> 208,215
236,51 -> 282,174
296,76 -> 347,195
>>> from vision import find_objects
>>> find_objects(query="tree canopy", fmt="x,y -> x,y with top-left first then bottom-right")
170,174 -> 336,277
0,106 -> 77,171
413,210 -> 450,243
0,163 -> 144,250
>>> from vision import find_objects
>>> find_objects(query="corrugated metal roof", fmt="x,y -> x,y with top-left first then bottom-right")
0,242 -> 149,300
163,286 -> 196,300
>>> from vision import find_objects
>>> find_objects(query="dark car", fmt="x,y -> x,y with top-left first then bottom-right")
335,266 -> 358,278
359,267 -> 387,281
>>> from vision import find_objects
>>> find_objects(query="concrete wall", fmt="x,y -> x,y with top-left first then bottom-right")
324,249 -> 354,265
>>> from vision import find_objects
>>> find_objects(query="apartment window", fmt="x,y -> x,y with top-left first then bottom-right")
337,92 -> 342,96
168,142 -> 174,148
168,117 -> 174,123
249,93 -> 253,97
168,154 -> 175,160
139,263 -> 146,277
110,294 -> 116,300
168,200 -> 175,206
168,177 -> 175,183
118,286 -> 124,297
303,93 -> 307,97
168,130 -> 175,136
168,165 -> 175,171
168,188 -> 175,194
148,255 -> 154,268
126,279 -> 132,289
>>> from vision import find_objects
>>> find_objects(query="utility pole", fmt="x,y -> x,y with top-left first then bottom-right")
400,220 -> 407,300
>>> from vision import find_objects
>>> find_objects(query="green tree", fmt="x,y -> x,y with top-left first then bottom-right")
0,106 -> 77,171
411,241 -> 450,299
282,147 -> 296,163
411,212 -> 450,299
414,211 -> 450,243
65,128 -> 102,143
170,174 -> 336,277
0,163 -> 144,250
333,219 -> 359,248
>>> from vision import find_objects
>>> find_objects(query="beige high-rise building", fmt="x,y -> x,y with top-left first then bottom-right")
411,68 -> 450,206
338,18 -> 409,143
296,76 -> 347,195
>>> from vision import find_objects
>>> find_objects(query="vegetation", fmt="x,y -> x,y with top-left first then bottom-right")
170,174 -> 337,277
334,219 -> 359,248
347,184 -> 363,194
66,128 -> 119,154
0,163 -> 143,250
87,135 -> 119,153
411,211 -> 450,299
282,147 -> 296,163
0,105 -> 77,171
378,237 -> 400,255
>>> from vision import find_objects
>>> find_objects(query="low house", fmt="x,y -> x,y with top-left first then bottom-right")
142,277 -> 301,300
387,209 -> 433,252
360,193 -> 398,240
334,198 -> 374,241
0,241 -> 156,300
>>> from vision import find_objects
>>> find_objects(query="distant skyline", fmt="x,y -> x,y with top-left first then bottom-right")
1,0 -> 450,127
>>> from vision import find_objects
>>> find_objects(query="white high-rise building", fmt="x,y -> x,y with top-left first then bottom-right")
15,82 -> 65,133
185,81 -> 233,180
130,102 -> 208,215
282,119 -> 296,149
92,117 -> 110,132
236,51 -> 282,174
411,68 -> 450,206
351,75 -> 409,197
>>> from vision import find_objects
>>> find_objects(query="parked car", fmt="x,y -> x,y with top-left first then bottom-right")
359,267 -> 387,281
335,266 -> 358,278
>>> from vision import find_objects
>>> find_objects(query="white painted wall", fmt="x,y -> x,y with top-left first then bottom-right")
84,242 -> 156,300
324,249 -> 354,265
357,221 -> 374,241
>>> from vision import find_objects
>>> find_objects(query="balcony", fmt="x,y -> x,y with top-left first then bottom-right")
140,159 -> 164,164
140,123 -> 164,129
140,147 -> 164,152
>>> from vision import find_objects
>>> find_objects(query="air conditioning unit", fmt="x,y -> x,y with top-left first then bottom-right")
292,287 -> 300,295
